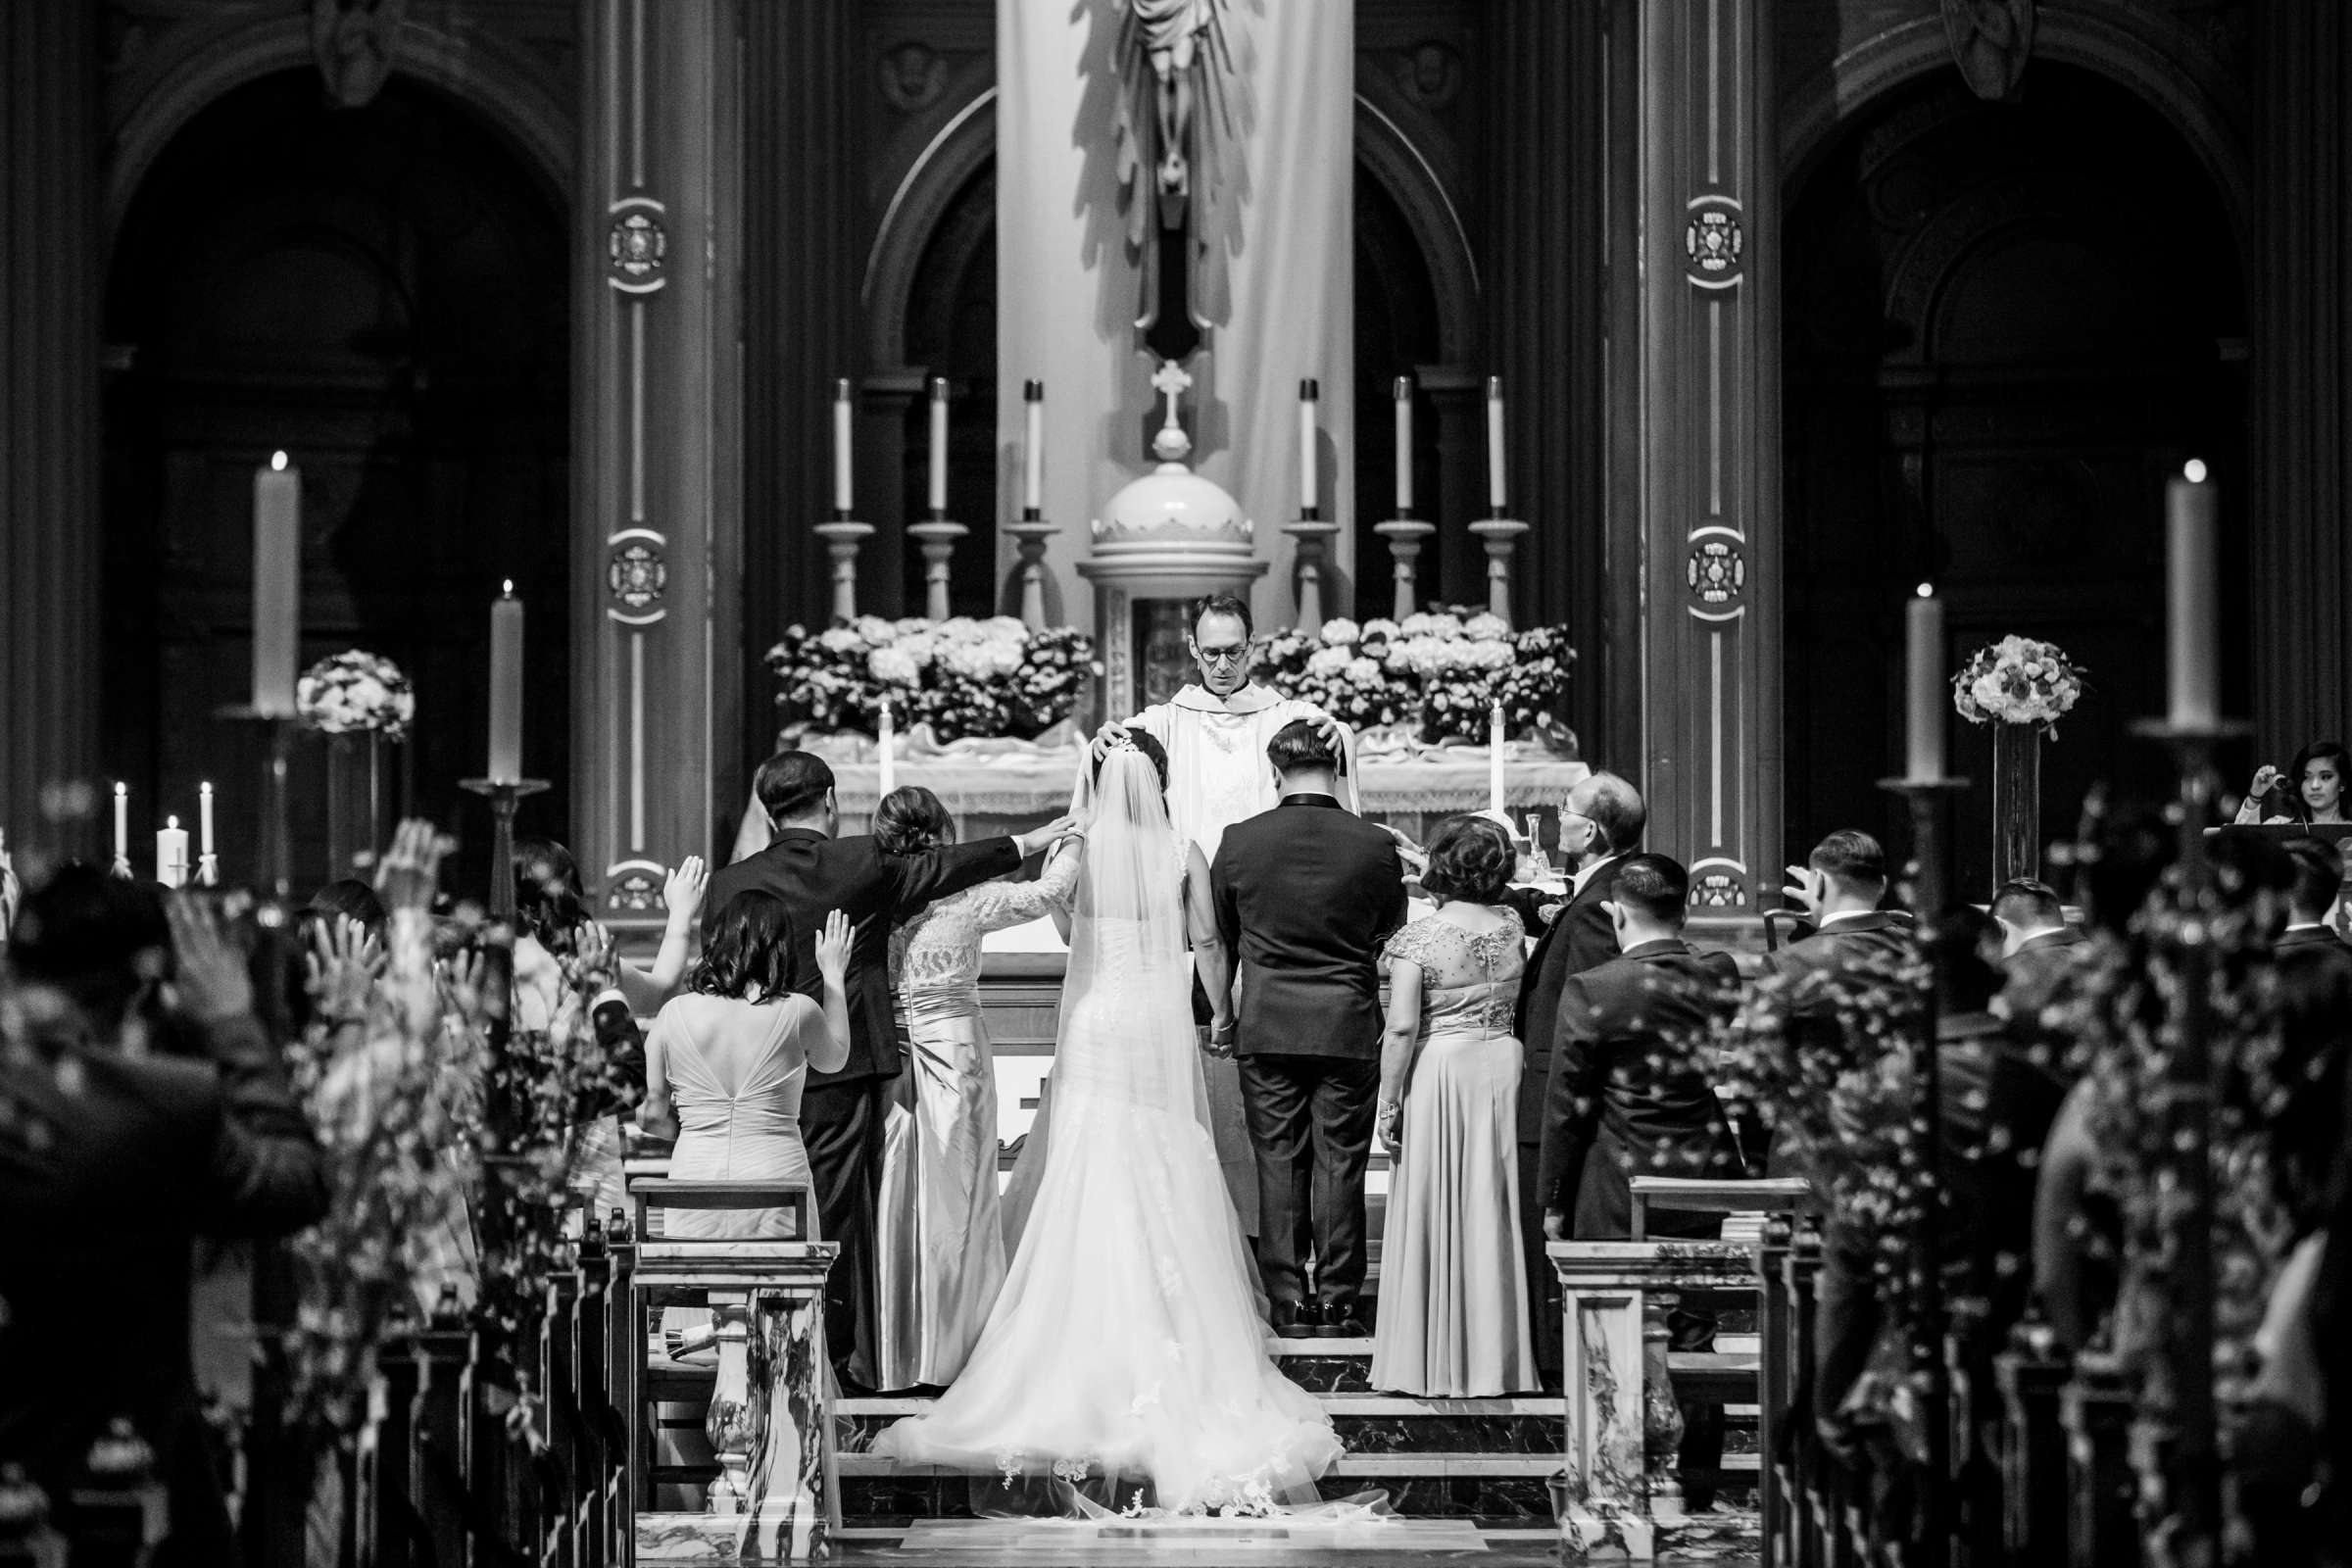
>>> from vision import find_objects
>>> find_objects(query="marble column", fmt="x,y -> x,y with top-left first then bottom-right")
2251,5 -> 2352,747
0,0 -> 101,851
1608,0 -> 1782,924
576,0 -> 743,921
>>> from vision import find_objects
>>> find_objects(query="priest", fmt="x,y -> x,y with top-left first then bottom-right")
1091,591 -> 1354,1236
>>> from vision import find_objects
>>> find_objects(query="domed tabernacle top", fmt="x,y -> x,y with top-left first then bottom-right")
1093,461 -> 1252,549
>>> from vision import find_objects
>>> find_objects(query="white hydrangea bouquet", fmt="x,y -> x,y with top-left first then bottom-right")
1950,635 -> 2086,737
767,614 -> 1097,744
297,650 -> 415,741
1250,608 -> 1575,743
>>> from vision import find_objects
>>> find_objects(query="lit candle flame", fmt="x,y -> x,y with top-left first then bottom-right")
1916,582 -> 1934,598
2183,459 -> 2208,483
502,578 -> 514,596
270,451 -> 287,471
168,815 -> 179,829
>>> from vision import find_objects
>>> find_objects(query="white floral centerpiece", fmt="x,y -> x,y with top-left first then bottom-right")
767,614 -> 1098,745
298,650 -> 415,741
1950,635 -> 2086,737
1250,607 -> 1575,744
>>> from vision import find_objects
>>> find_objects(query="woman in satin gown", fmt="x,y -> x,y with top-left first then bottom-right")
1370,816 -> 1539,1396
638,892 -> 854,1240
871,787 -> 1081,1391
873,734 -> 1341,1516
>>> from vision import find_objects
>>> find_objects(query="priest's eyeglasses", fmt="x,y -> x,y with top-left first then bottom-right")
1194,645 -> 1249,668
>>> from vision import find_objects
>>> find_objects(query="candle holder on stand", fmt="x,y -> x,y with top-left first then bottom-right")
216,707 -> 304,902
2120,714 -> 2249,1564
907,513 -> 967,622
462,777 -> 552,921
1373,515 -> 1437,621
1004,511 -> 1059,630
196,852 -> 220,888
1469,515 -> 1531,627
812,513 -> 874,622
1284,512 -> 1342,638
1875,770 -> 1972,1552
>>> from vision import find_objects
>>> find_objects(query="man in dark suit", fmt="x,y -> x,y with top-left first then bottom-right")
1770,829 -> 1910,978
2268,836 -> 2352,1230
2,867 -> 329,1566
1535,852 -> 1740,1504
1500,768 -> 1645,1385
707,751 -> 1074,1389
1212,720 -> 1408,1338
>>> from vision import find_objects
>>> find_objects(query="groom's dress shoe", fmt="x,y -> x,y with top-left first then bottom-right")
1269,1300 -> 1318,1339
1312,1301 -> 1368,1339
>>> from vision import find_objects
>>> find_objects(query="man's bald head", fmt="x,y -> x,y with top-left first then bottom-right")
1567,771 -> 1646,857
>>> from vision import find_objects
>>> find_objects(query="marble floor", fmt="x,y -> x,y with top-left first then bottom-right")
826,1520 -> 1758,1565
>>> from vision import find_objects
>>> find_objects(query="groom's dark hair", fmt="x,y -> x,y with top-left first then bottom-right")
1189,592 -> 1253,642
1267,718 -> 1344,777
756,750 -> 835,823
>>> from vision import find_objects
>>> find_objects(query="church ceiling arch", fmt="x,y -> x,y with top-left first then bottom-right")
103,6 -> 571,253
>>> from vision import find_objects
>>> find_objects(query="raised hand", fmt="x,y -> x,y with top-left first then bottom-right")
440,946 -> 494,1032
813,909 -> 854,983
663,856 -> 709,925
373,818 -> 452,916
1780,864 -> 1826,920
167,893 -> 254,1024
1314,716 -> 1345,753
306,915 -> 385,1024
1089,720 -> 1131,761
2250,762 -> 2281,800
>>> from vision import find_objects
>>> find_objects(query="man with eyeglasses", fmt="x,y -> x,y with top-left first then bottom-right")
1092,592 -> 1353,1237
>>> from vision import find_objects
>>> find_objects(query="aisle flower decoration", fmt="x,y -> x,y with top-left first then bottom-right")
1950,636 -> 2085,737
1250,607 -> 1575,742
297,650 -> 416,741
767,615 -> 1098,744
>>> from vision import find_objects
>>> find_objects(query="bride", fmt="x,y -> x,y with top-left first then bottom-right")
871,732 -> 1342,1514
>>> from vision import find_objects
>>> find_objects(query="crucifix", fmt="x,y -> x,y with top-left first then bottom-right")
1118,0 -> 1238,363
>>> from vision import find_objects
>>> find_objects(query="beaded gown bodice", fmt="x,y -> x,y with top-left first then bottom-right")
889,855 -> 1081,1011
1384,911 -> 1528,1039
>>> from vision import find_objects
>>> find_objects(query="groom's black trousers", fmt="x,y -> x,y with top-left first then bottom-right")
801,1077 -> 889,1389
1238,1053 -> 1378,1315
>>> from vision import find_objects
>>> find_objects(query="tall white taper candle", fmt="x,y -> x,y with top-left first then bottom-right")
877,699 -> 897,799
926,377 -> 950,513
489,582 -> 524,783
832,378 -> 854,513
1906,584 -> 1945,783
1485,377 -> 1507,514
252,451 -> 301,715
2167,460 -> 2219,730
1394,376 -> 1414,514
113,782 -> 127,866
198,781 -> 215,858
1489,702 -> 1507,814
1022,380 -> 1045,514
1298,379 -> 1320,514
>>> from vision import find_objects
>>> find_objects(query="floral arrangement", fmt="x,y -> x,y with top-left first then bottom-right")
1249,609 -> 1576,742
297,650 -> 416,741
1950,636 -> 2085,735
768,615 -> 1098,745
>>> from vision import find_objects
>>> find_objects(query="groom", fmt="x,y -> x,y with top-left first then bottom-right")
1212,721 -> 1407,1336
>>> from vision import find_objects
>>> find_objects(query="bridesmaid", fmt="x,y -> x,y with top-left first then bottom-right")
1370,815 -> 1541,1396
870,787 -> 1080,1392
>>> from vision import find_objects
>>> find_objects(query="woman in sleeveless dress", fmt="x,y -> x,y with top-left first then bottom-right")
638,891 -> 854,1239
870,786 -> 1082,1391
873,734 -> 1341,1515
1371,815 -> 1540,1396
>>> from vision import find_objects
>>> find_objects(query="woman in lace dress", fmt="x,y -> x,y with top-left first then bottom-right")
1371,815 -> 1540,1396
871,786 -> 1081,1391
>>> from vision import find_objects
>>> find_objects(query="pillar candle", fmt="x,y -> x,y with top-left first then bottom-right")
1022,380 -> 1045,514
1906,584 -> 1945,783
832,377 -> 854,514
1298,379 -> 1320,514
489,581 -> 524,783
1394,376 -> 1414,514
113,782 -> 127,866
252,451 -> 301,715
2167,461 -> 2219,730
157,816 -> 189,889
1489,702 -> 1507,813
198,781 -> 215,858
877,700 -> 897,799
1485,376 -> 1507,514
926,377 -> 950,514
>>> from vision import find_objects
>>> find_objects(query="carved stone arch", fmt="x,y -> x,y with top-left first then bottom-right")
1353,87 -> 1480,364
104,13 -> 571,252
1782,12 -> 2250,270
862,87 -> 998,370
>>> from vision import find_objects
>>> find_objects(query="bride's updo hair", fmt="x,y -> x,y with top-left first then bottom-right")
1422,815 -> 1514,905
690,889 -> 797,1001
1093,728 -> 1170,792
874,786 -> 956,856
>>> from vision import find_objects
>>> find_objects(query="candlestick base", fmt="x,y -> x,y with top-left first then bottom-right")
812,517 -> 875,622
1468,516 -> 1531,626
214,706 -> 305,902
1004,516 -> 1061,631
1282,517 -> 1343,638
1373,516 -> 1438,622
462,778 -> 552,922
109,855 -> 133,881
196,854 -> 220,889
907,516 -> 968,623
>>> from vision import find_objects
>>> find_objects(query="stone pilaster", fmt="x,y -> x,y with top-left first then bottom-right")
576,0 -> 742,921
0,0 -> 101,850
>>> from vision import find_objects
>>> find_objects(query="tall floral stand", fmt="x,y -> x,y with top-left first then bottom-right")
324,731 -> 390,879
1990,723 -> 2041,887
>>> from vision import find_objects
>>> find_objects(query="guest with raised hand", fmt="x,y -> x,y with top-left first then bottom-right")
1371,815 -> 1540,1397
2236,740 -> 2352,825
871,786 -> 1081,1392
1,867 -> 327,1567
511,837 -> 709,1027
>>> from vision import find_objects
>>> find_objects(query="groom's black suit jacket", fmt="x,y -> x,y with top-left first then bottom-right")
1211,794 -> 1408,1057
1502,855 -> 1631,1144
708,826 -> 1021,1086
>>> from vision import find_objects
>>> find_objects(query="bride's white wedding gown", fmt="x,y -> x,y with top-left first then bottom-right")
871,748 -> 1342,1514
